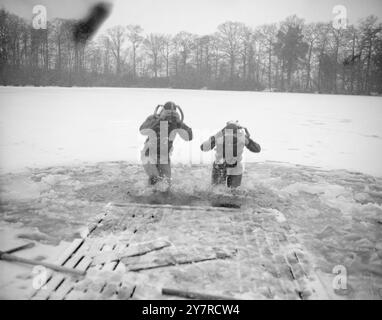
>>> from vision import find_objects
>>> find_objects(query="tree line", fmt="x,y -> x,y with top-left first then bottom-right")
1,8 -> 381,95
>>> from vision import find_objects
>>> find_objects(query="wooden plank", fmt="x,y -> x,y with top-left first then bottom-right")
59,256 -> 93,300
33,246 -> 85,300
30,204 -> 116,300
0,252 -> 86,276
99,262 -> 120,299
53,239 -> 84,267
96,241 -> 127,299
112,202 -> 239,212
85,204 -> 113,236
30,238 -> 84,299
115,283 -> 136,300
67,238 -> 118,299
127,251 -> 232,272
51,240 -> 104,300
4,242 -> 35,254
162,288 -> 238,300
79,244 -> 110,300
91,239 -> 171,266
106,243 -> 136,300
259,231 -> 291,299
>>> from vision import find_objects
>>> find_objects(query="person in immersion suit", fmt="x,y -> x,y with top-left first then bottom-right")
200,121 -> 261,188
139,101 -> 193,187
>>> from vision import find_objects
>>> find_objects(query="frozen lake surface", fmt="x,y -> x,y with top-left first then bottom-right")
0,87 -> 381,176
1,87 -> 382,299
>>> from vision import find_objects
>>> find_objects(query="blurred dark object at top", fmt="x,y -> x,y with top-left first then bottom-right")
73,2 -> 112,44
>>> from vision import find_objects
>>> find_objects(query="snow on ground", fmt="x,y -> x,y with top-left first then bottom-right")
0,87 -> 381,299
0,87 -> 381,175
0,222 -> 70,299
0,161 -> 381,299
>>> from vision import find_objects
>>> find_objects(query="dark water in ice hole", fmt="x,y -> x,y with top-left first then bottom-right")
128,191 -> 242,209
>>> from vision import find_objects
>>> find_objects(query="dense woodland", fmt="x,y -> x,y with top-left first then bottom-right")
1,8 -> 382,95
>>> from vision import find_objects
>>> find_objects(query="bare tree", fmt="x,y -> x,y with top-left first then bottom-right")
126,24 -> 143,77
0,7 -> 381,95
359,16 -> 381,93
144,33 -> 164,78
106,26 -> 126,75
174,32 -> 195,72
239,25 -> 253,82
217,21 -> 245,83
303,23 -> 321,91
209,34 -> 221,81
274,16 -> 308,91
161,35 -> 173,78
257,24 -> 277,89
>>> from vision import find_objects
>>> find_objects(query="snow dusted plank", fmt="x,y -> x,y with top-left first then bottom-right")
86,203 -> 114,235
126,250 -> 233,272
35,247 -> 85,300
51,240 -> 104,300
97,241 -> 123,299
31,203 -> 115,300
285,247 -> 329,299
33,199 -> 330,300
30,238 -> 84,299
91,239 -> 172,266
35,238 -> 108,300
251,229 -> 292,299
107,264 -> 137,300
49,259 -> 89,300
120,239 -> 171,258
115,283 -> 136,300
162,288 -> 238,300
77,236 -> 134,300
61,256 -> 93,300
63,238 -> 116,300
80,243 -> 111,299
112,202 -> 240,212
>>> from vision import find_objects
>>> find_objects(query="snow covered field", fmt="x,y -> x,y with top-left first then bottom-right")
0,87 -> 381,176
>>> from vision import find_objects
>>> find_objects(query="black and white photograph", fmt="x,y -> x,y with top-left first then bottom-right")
0,0 -> 381,303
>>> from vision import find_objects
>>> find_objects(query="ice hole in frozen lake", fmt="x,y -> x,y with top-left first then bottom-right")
128,191 -> 242,209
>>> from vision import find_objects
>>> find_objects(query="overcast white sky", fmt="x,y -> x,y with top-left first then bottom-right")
1,0 -> 381,35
